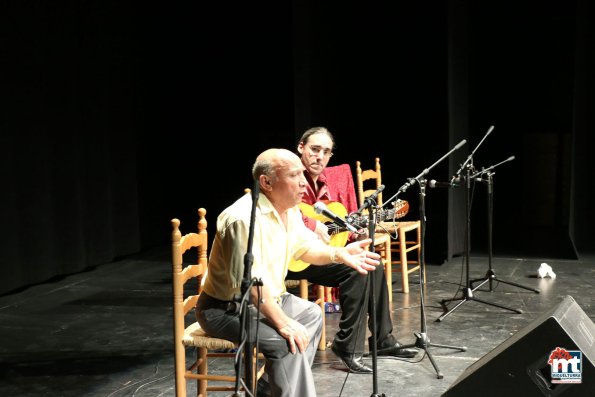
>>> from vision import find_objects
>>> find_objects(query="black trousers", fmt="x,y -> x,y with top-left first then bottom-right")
286,261 -> 396,355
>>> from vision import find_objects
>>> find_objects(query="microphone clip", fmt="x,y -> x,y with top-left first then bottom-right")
356,184 -> 385,214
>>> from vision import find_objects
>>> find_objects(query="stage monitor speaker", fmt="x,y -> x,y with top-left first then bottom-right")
442,295 -> 595,397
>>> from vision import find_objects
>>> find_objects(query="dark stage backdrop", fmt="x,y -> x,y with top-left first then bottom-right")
1,1 -> 593,295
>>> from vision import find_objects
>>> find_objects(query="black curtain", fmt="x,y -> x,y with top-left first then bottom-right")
570,0 -> 595,256
0,2 -> 143,294
2,1 -> 593,295
0,1 -> 295,294
446,0 -> 594,260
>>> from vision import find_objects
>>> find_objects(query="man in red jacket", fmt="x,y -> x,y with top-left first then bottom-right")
286,127 -> 418,374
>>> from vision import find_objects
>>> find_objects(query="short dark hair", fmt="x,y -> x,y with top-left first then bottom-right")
298,126 -> 335,149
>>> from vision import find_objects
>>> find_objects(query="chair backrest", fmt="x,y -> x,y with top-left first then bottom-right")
323,163 -> 359,214
355,157 -> 384,207
171,208 -> 209,395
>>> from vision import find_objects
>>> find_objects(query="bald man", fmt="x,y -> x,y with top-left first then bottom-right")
196,148 -> 381,397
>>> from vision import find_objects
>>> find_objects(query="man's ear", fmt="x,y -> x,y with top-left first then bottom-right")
259,175 -> 272,191
297,142 -> 305,155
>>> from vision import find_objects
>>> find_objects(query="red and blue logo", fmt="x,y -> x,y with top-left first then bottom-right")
548,347 -> 582,384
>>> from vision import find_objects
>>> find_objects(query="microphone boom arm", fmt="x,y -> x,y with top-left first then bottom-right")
455,125 -> 494,177
470,155 -> 515,179
383,139 -> 467,208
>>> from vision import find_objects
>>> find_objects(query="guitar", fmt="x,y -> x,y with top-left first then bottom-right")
288,199 -> 409,272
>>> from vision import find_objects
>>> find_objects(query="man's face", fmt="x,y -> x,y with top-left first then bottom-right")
267,151 -> 308,210
297,133 -> 334,177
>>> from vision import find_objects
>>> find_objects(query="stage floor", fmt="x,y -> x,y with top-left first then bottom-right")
1,247 -> 593,396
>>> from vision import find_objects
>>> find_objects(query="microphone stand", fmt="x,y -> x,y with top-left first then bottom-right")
385,140 -> 468,379
232,183 -> 263,396
436,161 -> 521,322
436,128 -> 523,322
351,194 -> 385,396
469,157 -> 540,294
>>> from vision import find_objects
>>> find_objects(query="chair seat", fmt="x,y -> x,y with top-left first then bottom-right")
373,232 -> 391,248
183,322 -> 236,350
378,220 -> 419,233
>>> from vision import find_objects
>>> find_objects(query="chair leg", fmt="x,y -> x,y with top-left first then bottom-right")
299,279 -> 309,299
324,287 -> 333,303
399,227 -> 409,294
416,222 -> 425,285
316,285 -> 326,351
382,240 -> 392,302
197,347 -> 207,397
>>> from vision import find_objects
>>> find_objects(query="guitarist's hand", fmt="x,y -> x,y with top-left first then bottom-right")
314,221 -> 331,244
339,238 -> 381,275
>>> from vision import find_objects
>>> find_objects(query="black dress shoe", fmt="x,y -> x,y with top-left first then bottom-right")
377,342 -> 418,358
331,344 -> 373,374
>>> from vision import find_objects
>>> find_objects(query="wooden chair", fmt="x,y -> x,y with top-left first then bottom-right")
171,208 -> 265,397
355,158 -> 423,295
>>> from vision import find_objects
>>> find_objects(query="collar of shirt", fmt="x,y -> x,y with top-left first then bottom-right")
303,171 -> 331,204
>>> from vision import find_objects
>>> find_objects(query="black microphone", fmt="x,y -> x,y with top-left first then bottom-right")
356,184 -> 385,213
313,202 -> 358,233
368,184 -> 385,200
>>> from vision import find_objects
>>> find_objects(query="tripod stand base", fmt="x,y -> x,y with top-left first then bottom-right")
470,269 -> 540,293
401,332 -> 467,379
436,287 -> 522,322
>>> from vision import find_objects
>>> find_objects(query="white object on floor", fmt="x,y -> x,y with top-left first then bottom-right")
537,262 -> 556,279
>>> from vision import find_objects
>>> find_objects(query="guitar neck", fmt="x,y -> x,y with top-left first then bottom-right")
299,200 -> 407,235
326,208 -> 399,234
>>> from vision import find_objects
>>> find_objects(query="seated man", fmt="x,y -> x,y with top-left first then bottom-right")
196,148 -> 382,396
286,127 -> 419,374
